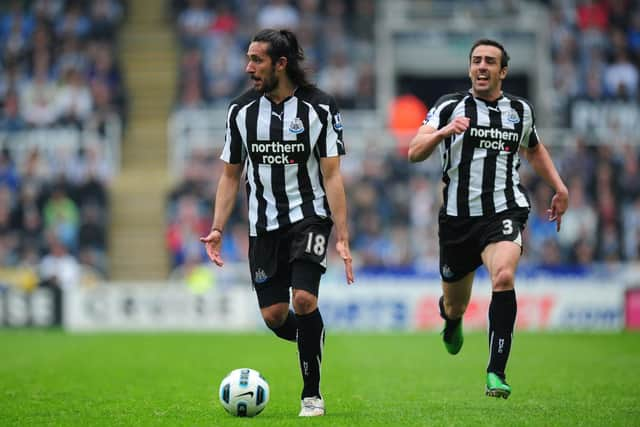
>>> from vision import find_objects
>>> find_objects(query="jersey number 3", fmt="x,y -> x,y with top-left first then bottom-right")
502,219 -> 514,235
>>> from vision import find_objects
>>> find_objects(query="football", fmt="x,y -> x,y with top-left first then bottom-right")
219,368 -> 269,417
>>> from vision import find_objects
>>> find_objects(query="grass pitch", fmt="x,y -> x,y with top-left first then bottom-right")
0,330 -> 638,426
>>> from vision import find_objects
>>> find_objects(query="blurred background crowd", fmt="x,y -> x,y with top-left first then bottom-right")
2,0 -> 640,291
0,0 -> 126,288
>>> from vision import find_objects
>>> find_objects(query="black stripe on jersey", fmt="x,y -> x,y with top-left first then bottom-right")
480,105 -> 502,214
438,97 -> 460,209
457,97 -> 477,217
297,101 -> 317,218
228,106 -> 243,163
314,103 -> 331,214
245,101 -> 267,232
316,104 -> 328,157
505,99 -> 525,210
270,102 -> 289,228
315,148 -> 331,214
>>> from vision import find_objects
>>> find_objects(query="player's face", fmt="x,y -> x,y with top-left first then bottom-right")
246,41 -> 280,93
468,45 -> 507,100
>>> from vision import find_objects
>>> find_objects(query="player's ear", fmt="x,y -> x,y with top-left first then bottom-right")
276,56 -> 287,72
499,66 -> 508,80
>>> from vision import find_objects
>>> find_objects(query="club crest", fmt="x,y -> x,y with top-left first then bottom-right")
288,117 -> 304,134
506,109 -> 520,123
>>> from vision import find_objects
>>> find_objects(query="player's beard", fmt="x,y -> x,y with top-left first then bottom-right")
259,67 -> 279,94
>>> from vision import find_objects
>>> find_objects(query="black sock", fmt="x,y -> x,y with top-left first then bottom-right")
296,308 -> 324,399
269,310 -> 298,342
487,290 -> 517,379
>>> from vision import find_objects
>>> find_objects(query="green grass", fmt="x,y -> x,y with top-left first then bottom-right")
0,330 -> 639,426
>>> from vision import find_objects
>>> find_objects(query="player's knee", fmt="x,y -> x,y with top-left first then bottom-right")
261,307 -> 288,329
492,268 -> 515,291
292,291 -> 317,315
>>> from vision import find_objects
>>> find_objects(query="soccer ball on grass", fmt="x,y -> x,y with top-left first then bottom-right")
219,368 -> 269,417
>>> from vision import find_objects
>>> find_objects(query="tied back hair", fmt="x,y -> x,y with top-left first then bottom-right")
252,29 -> 314,89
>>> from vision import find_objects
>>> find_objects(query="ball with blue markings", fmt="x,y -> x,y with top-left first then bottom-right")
219,368 -> 269,417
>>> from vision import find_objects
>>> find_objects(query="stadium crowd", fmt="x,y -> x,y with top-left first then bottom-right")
166,0 -> 640,279
0,0 -> 127,290
169,0 -> 376,110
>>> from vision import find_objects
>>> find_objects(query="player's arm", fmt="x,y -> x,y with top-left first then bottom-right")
408,117 -> 470,162
320,156 -> 354,284
522,143 -> 569,231
200,162 -> 243,266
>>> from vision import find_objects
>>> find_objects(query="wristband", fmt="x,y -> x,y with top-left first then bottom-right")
211,227 -> 223,234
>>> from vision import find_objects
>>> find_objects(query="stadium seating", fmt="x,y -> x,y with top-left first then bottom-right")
0,0 -> 126,289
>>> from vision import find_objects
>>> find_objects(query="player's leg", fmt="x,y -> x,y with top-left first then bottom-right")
260,302 -> 297,342
252,235 -> 299,342
291,261 -> 325,416
481,240 -> 521,398
287,216 -> 332,417
437,212 -> 482,355
440,273 -> 474,355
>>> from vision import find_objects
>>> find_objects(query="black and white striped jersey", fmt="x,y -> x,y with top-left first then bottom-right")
221,86 -> 345,236
424,90 -> 539,217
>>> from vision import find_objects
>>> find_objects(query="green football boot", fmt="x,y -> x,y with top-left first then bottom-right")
485,372 -> 511,399
439,296 -> 464,355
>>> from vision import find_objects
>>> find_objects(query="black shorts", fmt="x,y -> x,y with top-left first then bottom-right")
248,216 -> 333,308
438,207 -> 529,282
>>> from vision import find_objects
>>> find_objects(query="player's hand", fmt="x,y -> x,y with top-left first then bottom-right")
336,239 -> 354,285
441,117 -> 470,137
199,229 -> 224,266
547,190 -> 569,232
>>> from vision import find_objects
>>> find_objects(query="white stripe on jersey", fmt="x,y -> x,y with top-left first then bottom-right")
259,163 -> 279,231
283,97 -> 298,141
467,101 -> 492,215
305,101 -> 322,151
222,104 -> 237,161
257,97 -> 271,140
232,103 -> 257,235
305,102 -> 329,216
442,97 -> 470,216
283,98 -> 304,223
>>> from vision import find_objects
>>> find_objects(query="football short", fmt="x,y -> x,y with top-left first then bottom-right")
248,216 -> 333,308
438,207 -> 529,283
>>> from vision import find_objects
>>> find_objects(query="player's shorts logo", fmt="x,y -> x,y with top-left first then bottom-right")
442,264 -> 455,279
254,268 -> 268,283
288,117 -> 304,134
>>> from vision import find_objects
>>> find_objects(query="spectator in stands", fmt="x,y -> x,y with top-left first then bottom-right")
177,0 -> 213,46
604,48 -> 638,99
0,89 -> 25,132
56,36 -> 89,75
557,176 -> 597,260
43,184 -> 80,252
89,0 -> 124,41
317,49 -> 357,108
31,0 -> 64,25
55,1 -> 91,40
0,149 -> 19,195
166,193 -> 209,267
56,67 -> 93,128
19,52 -> 59,127
39,231 -> 80,291
87,42 -> 126,118
257,0 -> 300,31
